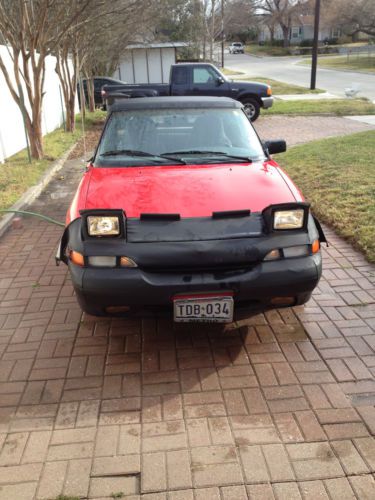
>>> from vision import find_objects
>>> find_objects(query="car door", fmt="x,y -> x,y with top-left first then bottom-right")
170,66 -> 190,96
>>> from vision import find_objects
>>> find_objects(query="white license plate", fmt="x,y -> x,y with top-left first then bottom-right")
173,294 -> 234,323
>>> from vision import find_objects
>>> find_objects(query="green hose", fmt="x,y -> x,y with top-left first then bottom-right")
0,209 -> 65,227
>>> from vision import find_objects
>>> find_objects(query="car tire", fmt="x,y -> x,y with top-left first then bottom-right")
240,97 -> 260,121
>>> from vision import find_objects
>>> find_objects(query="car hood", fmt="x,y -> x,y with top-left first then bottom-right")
231,80 -> 269,94
80,161 -> 300,219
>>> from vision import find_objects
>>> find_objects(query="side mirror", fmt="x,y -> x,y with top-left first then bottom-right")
216,77 -> 225,86
264,140 -> 287,155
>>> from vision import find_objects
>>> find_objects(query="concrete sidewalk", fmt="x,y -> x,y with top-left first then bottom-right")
0,120 -> 374,499
275,92 -> 341,100
345,115 -> 375,125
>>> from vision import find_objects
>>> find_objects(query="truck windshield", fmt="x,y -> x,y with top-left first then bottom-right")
95,108 -> 266,166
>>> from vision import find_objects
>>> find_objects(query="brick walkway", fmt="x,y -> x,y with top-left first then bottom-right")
1,126 -> 375,499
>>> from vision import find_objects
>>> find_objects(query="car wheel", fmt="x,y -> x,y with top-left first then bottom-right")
241,98 -> 260,121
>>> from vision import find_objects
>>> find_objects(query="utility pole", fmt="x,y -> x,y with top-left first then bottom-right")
310,0 -> 321,89
221,0 -> 224,68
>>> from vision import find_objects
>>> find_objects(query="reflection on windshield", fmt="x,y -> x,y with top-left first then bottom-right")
96,108 -> 266,166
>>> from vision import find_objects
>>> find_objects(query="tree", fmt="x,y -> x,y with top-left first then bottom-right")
224,0 -> 258,42
156,0 -> 205,59
55,0 -> 157,126
257,0 -> 306,47
325,0 -> 375,38
0,0 -> 93,159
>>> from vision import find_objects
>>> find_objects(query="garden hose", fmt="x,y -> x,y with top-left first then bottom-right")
0,209 -> 65,227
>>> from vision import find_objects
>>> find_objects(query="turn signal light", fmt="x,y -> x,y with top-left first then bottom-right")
69,250 -> 84,267
263,249 -> 281,261
311,239 -> 320,254
120,256 -> 138,268
267,86 -> 272,96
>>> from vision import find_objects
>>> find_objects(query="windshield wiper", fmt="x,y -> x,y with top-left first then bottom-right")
161,150 -> 253,162
100,149 -> 186,164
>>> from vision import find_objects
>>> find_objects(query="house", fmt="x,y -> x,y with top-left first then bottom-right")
258,15 -> 341,45
114,42 -> 188,84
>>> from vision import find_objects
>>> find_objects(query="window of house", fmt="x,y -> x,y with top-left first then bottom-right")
291,27 -> 300,39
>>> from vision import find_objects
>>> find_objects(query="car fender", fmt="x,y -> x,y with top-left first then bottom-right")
236,92 -> 262,105
55,218 -> 83,266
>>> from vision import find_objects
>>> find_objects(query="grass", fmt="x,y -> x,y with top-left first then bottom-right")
299,54 -> 375,73
245,44 -> 290,57
0,110 -> 106,211
262,98 -> 375,116
221,67 -> 245,76
238,76 -> 324,95
278,130 -> 375,262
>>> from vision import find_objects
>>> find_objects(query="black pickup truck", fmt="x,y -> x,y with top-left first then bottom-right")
101,63 -> 273,121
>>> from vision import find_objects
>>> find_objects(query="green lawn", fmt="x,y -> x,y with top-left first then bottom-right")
299,54 -> 375,73
263,98 -> 375,116
0,110 -> 106,210
221,68 -> 245,76
239,77 -> 323,95
279,130 -> 375,262
245,44 -> 290,57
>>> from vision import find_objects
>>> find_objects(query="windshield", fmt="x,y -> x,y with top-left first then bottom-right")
95,108 -> 266,167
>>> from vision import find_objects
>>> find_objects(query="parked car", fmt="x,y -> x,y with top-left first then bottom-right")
101,63 -> 273,121
229,42 -> 245,54
56,96 -> 325,322
78,76 -> 126,108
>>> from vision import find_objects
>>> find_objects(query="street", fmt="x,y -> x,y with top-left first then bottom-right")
225,52 -> 375,101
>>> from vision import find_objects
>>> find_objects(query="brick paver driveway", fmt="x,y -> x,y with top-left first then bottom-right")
0,117 -> 375,499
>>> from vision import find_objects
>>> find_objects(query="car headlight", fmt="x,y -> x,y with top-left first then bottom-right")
262,203 -> 309,233
273,209 -> 304,230
87,216 -> 120,236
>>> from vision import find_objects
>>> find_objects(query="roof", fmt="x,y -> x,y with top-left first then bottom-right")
126,42 -> 188,50
110,96 -> 242,112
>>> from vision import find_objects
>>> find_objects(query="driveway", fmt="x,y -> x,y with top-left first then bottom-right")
225,53 -> 375,101
0,117 -> 374,499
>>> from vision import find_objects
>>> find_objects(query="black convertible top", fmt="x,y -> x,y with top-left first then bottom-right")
110,96 -> 242,112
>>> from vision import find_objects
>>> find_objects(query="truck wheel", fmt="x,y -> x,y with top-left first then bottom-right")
241,98 -> 260,121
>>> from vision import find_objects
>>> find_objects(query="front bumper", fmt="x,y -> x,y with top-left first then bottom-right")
70,253 -> 321,317
261,97 -> 274,109
59,210 -> 324,317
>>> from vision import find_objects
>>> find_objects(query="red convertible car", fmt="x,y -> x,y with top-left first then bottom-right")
57,96 -> 325,322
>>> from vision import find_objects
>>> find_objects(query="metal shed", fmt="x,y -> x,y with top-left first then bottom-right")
115,42 -> 188,84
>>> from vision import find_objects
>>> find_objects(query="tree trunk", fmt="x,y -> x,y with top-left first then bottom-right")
269,25 -> 275,44
55,44 -> 79,133
66,96 -> 76,132
25,117 -> 43,159
281,25 -> 290,47
87,78 -> 95,112
209,0 -> 215,62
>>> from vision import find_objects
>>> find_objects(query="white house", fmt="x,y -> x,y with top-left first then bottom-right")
258,15 -> 341,45
114,42 -> 188,84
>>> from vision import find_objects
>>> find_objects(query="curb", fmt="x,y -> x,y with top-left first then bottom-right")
0,142 -> 77,239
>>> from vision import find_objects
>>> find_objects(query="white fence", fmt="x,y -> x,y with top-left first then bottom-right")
0,45 -> 67,163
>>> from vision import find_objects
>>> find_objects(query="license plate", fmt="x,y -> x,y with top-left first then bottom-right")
173,294 -> 234,323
